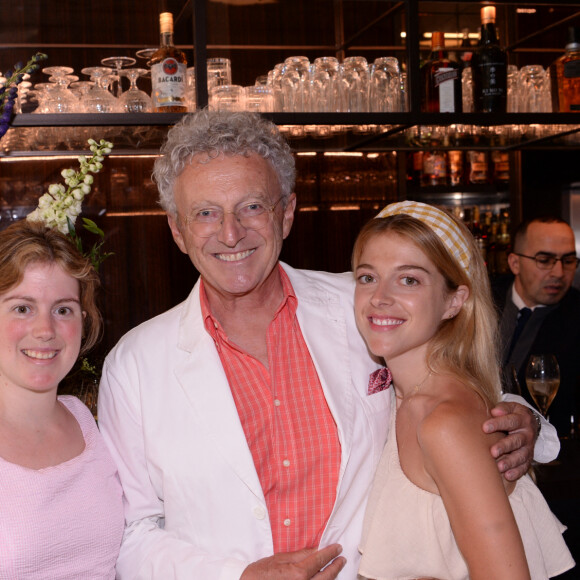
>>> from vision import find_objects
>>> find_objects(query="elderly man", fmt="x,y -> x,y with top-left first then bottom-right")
98,111 -> 557,580
499,216 -> 580,436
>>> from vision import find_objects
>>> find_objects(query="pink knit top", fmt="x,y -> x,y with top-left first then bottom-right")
0,395 -> 124,579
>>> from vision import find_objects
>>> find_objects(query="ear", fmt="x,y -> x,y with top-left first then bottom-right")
167,213 -> 188,255
282,193 -> 297,240
507,252 -> 520,275
443,285 -> 469,320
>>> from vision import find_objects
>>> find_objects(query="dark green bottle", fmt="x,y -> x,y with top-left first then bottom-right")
472,5 -> 507,113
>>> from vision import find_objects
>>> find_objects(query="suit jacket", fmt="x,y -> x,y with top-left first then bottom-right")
497,280 -> 580,436
97,263 -> 390,579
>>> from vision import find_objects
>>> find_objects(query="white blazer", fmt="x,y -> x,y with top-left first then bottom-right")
98,263 -> 390,579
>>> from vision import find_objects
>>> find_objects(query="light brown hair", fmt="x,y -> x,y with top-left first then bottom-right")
0,220 -> 102,354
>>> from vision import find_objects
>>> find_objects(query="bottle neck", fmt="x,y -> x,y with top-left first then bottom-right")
480,22 -> 498,45
160,31 -> 174,47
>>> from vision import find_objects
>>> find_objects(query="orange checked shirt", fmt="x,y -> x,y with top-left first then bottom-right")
201,266 -> 341,553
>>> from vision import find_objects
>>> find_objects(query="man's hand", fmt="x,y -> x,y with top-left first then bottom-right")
483,401 -> 538,481
240,544 -> 345,580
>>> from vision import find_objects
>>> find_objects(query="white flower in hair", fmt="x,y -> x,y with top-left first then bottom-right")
27,138 -> 114,270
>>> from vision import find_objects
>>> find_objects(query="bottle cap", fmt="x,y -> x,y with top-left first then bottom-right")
159,12 -> 174,35
432,31 -> 445,50
567,26 -> 580,49
481,5 -> 496,25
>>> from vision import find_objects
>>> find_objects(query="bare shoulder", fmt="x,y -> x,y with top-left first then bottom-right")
417,378 -> 501,461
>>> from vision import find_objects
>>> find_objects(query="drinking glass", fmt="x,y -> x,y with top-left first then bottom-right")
119,68 -> 152,112
311,56 -> 340,112
339,56 -> 370,112
370,57 -> 400,112
186,67 -> 196,111
81,67 -> 121,113
42,66 -> 78,113
280,56 -> 311,112
244,85 -> 274,112
507,64 -> 519,112
525,354 -> 560,417
101,56 -> 137,97
136,48 -> 157,67
208,84 -> 245,111
518,65 -> 550,113
207,57 -> 232,91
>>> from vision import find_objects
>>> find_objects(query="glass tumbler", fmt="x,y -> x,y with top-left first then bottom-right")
369,56 -> 401,112
339,56 -> 370,112
244,85 -> 274,112
207,58 -> 232,91
281,56 -> 311,112
519,65 -> 550,112
311,56 -> 340,112
209,84 -> 245,112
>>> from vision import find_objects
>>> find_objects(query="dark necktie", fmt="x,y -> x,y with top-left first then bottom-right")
505,307 -> 532,364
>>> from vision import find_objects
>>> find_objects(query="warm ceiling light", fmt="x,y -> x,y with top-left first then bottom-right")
516,8 -> 537,14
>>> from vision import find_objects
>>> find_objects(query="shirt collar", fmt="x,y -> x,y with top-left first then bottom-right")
201,264 -> 298,341
510,283 -> 546,311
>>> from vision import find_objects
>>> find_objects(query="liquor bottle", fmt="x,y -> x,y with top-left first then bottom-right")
460,28 -> 473,71
448,150 -> 464,186
421,150 -> 448,186
467,150 -> 489,184
472,5 -> 508,113
421,31 -> 462,113
492,150 -> 510,186
150,12 -> 188,113
556,27 -> 580,112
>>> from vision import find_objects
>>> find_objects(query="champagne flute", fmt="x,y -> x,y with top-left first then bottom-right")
525,354 -> 560,417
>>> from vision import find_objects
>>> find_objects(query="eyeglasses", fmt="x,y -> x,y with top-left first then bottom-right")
513,252 -> 580,271
183,197 -> 285,238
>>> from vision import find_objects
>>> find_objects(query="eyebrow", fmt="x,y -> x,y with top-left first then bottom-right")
356,263 -> 431,274
2,295 -> 81,306
535,251 -> 577,257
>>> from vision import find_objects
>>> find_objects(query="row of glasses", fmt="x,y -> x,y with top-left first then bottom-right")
29,58 -> 152,113
271,55 -> 405,113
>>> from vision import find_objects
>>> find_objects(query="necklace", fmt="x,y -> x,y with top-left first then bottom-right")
394,370 -> 432,401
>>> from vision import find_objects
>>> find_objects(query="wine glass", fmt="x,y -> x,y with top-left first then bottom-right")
101,56 -> 137,97
81,67 -> 121,113
525,354 -> 560,417
42,66 -> 78,113
119,68 -> 152,112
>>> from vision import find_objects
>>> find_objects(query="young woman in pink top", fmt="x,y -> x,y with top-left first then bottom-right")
0,220 -> 124,579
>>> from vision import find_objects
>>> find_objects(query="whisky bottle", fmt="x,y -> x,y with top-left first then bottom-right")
467,150 -> 489,184
150,12 -> 188,113
556,27 -> 580,112
472,6 -> 507,113
421,31 -> 462,113
448,150 -> 464,186
421,150 -> 448,187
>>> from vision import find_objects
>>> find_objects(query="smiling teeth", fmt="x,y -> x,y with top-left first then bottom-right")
371,318 -> 403,327
23,350 -> 57,360
215,249 -> 255,262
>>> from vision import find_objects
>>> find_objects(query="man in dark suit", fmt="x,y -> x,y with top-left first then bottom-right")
497,216 -> 580,437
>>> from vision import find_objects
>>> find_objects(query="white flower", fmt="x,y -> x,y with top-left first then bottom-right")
27,138 -> 114,231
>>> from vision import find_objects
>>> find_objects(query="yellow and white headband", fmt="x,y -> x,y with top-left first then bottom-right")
376,201 -> 472,275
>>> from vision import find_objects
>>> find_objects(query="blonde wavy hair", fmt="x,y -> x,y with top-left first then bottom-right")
352,213 -> 502,407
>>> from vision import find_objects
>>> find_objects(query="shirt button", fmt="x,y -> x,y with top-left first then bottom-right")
284,518 -> 291,527
274,399 -> 281,407
252,506 -> 266,520
283,459 -> 290,467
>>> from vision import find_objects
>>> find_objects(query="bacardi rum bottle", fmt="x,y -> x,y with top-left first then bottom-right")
150,12 -> 188,112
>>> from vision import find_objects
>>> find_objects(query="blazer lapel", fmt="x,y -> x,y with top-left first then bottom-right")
173,283 -> 265,501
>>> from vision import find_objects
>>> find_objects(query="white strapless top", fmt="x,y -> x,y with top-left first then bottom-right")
358,391 -> 575,580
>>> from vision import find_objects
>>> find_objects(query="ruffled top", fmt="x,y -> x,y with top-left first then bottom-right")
358,391 -> 575,580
